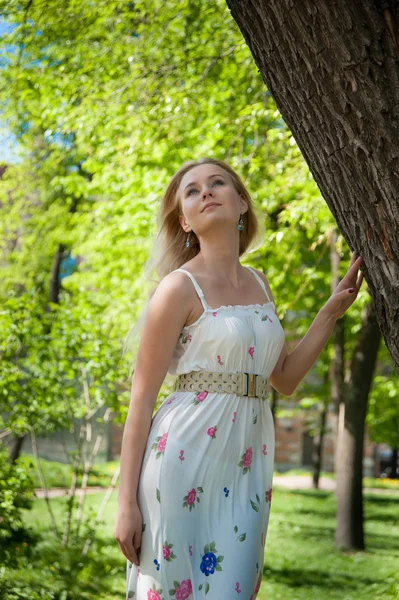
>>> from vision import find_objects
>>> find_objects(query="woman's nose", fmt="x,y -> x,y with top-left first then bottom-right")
202,190 -> 214,199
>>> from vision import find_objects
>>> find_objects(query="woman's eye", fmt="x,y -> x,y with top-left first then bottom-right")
188,188 -> 198,195
212,179 -> 224,186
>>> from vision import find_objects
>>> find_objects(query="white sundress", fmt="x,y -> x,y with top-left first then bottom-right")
126,266 -> 286,600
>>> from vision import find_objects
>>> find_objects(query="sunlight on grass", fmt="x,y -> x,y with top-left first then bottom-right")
19,486 -> 399,600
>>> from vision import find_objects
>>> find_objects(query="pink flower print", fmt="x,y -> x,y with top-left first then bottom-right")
180,332 -> 192,344
232,411 -> 237,423
187,488 -> 196,506
248,346 -> 255,359
183,486 -> 203,511
137,568 -> 141,579
162,541 -> 176,562
207,425 -> 217,439
152,432 -> 168,458
167,395 -> 176,405
175,579 -> 193,600
147,590 -> 161,600
194,390 -> 209,404
243,446 -> 253,468
235,581 -> 241,594
157,432 -> 168,453
262,444 -> 268,455
238,446 -> 253,473
179,450 -> 185,463
261,313 -> 273,323
189,545 -> 193,556
217,354 -> 224,365
212,311 -> 218,317
265,487 -> 272,504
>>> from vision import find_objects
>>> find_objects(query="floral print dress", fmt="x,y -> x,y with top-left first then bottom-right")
126,266 -> 286,600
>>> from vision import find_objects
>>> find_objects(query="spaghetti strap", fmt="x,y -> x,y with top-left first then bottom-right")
246,266 -> 272,304
173,268 -> 209,310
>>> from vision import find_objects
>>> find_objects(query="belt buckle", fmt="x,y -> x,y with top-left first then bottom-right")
245,372 -> 256,397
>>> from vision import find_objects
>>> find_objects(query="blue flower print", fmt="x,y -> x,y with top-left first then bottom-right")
200,551 -> 218,576
153,558 -> 160,571
223,487 -> 229,497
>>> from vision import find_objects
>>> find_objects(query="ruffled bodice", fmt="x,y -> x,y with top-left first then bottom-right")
168,266 -> 285,380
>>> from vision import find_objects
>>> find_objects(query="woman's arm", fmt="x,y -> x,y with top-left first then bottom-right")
254,252 -> 364,396
269,307 -> 337,396
117,272 -> 194,510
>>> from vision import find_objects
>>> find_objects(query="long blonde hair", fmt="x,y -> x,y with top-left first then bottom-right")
123,157 -> 265,377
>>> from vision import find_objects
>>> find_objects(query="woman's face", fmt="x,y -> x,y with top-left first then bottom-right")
178,163 -> 247,235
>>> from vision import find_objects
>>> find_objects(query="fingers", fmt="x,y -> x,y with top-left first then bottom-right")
356,271 -> 364,289
343,254 -> 363,284
349,255 -> 362,272
120,540 -> 139,566
127,542 -> 140,566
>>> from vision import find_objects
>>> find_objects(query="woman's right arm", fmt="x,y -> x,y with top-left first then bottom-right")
114,271 -> 193,564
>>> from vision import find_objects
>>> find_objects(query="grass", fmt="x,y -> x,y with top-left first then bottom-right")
6,483 -> 398,600
20,454 -> 120,489
23,454 -> 399,492
259,487 -> 399,599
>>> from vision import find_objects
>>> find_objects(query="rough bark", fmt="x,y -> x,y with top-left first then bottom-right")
226,0 -> 399,370
312,398 -> 328,489
335,300 -> 381,550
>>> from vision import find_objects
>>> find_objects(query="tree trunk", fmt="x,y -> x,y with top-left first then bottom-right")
226,0 -> 399,370
330,230 -> 345,417
312,400 -> 328,489
390,447 -> 398,478
335,300 -> 381,550
9,434 -> 26,464
270,386 -> 278,422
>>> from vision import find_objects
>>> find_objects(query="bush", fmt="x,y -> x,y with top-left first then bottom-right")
0,442 -> 35,542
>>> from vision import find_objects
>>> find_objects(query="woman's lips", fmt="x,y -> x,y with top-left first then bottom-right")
203,203 -> 220,211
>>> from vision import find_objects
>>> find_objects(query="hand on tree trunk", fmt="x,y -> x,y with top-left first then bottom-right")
323,252 -> 364,319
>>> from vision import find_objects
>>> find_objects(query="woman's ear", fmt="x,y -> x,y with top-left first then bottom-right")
239,195 -> 249,214
179,213 -> 191,233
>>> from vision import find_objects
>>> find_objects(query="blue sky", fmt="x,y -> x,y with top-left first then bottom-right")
0,18 -> 20,164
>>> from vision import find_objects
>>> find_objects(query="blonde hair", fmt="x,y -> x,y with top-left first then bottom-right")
123,157 -> 265,377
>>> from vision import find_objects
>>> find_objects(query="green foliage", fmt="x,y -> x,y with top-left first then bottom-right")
0,0 -> 397,446
0,443 -> 35,542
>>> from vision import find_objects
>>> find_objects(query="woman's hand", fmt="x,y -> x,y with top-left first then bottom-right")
114,503 -> 143,566
322,252 -> 364,320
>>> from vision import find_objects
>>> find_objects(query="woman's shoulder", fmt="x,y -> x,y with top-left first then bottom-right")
250,267 -> 275,303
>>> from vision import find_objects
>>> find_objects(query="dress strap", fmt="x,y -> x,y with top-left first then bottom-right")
173,268 -> 209,310
245,266 -> 272,303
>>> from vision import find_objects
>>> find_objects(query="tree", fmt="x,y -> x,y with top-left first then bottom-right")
226,0 -> 399,371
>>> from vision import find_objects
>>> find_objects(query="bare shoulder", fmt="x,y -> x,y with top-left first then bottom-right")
155,269 -> 194,298
251,267 -> 275,304
147,269 -> 196,324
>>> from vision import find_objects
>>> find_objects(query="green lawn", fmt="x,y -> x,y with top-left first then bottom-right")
21,454 -> 399,492
9,485 -> 398,600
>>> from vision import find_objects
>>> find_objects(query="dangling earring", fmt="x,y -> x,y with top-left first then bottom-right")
185,232 -> 191,248
238,214 -> 244,231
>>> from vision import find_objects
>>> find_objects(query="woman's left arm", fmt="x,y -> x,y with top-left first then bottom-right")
259,252 -> 364,396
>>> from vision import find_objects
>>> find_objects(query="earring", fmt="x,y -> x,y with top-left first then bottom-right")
238,214 -> 244,231
185,232 -> 191,248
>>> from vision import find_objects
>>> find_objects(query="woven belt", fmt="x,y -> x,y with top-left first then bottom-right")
177,370 -> 269,400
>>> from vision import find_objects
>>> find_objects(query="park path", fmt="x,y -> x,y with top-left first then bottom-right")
34,475 -> 399,498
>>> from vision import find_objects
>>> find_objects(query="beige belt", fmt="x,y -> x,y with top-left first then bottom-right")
177,370 -> 270,400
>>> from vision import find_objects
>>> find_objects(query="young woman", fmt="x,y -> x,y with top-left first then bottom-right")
114,158 -> 363,600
